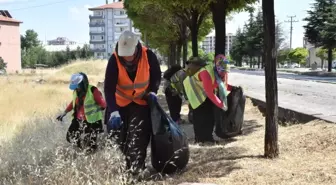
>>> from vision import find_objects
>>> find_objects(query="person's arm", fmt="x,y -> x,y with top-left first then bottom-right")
65,101 -> 73,112
147,49 -> 162,94
104,54 -> 118,113
222,72 -> 233,91
92,87 -> 107,110
199,70 -> 223,109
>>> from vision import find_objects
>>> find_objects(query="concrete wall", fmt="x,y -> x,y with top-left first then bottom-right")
0,21 -> 21,73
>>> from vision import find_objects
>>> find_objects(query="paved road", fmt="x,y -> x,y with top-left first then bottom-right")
229,72 -> 336,123
231,69 -> 336,83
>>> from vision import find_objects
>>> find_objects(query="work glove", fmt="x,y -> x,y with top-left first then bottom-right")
107,111 -> 122,132
56,112 -> 67,122
148,92 -> 157,103
221,104 -> 228,111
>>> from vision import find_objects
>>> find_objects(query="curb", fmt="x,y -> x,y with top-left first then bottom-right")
245,95 -> 333,124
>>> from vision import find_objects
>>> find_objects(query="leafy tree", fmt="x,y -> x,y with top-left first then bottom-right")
0,56 -> 7,72
262,0 -> 279,158
210,0 -> 258,56
155,0 -> 212,57
231,28 -> 246,66
277,48 -> 291,65
303,0 -> 336,72
21,29 -> 40,50
316,47 -> 336,68
320,3 -> 336,71
288,47 -> 308,65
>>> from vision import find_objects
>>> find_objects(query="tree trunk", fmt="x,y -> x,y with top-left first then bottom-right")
262,0 -> 279,158
249,56 -> 253,68
211,1 -> 226,56
168,43 -> 177,67
176,41 -> 182,66
321,59 -> 324,69
191,11 -> 199,57
262,56 -> 265,69
181,23 -> 188,67
182,38 -> 188,67
327,48 -> 332,72
258,56 -> 261,69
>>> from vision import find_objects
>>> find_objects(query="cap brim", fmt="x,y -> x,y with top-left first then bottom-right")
118,45 -> 135,56
69,84 -> 78,90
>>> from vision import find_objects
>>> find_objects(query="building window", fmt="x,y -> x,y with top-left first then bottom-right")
120,11 -> 125,15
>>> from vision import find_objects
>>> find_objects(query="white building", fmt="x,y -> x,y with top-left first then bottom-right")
200,30 -> 235,56
88,1 -> 141,59
303,37 -> 322,68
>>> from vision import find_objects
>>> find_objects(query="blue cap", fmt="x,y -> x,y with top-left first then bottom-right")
69,73 -> 83,90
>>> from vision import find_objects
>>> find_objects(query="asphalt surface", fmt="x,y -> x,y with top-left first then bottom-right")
231,69 -> 336,83
229,71 -> 336,123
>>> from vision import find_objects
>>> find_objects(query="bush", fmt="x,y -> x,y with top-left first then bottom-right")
0,56 -> 7,73
21,45 -> 94,68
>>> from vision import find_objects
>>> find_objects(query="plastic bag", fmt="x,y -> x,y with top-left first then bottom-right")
214,87 -> 246,139
149,100 -> 190,174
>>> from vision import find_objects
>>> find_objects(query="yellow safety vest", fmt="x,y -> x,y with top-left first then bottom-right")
183,64 -> 215,109
170,69 -> 187,96
72,85 -> 103,123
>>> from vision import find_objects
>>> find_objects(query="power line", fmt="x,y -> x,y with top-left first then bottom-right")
1,0 -> 41,6
284,15 -> 299,49
9,0 -> 79,11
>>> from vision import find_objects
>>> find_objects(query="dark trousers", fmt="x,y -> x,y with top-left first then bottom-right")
113,102 -> 152,173
66,119 -> 103,151
192,98 -> 215,143
164,88 -> 182,122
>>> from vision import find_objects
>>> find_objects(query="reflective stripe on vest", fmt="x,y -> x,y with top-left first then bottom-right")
72,85 -> 103,123
183,64 -> 215,109
114,46 -> 150,107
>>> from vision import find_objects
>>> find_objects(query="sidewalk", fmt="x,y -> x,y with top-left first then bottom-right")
230,72 -> 336,123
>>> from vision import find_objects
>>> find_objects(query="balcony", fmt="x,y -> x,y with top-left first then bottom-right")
114,22 -> 128,27
89,31 -> 105,35
114,14 -> 127,19
89,22 -> 105,27
89,15 -> 104,19
89,40 -> 105,44
91,48 -> 106,52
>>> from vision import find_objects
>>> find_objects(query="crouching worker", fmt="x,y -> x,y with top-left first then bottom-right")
56,72 -> 106,153
183,57 -> 228,144
163,65 -> 189,124
104,31 -> 161,176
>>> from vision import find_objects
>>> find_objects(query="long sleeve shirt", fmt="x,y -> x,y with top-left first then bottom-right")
104,49 -> 162,113
65,87 -> 106,120
198,71 -> 232,109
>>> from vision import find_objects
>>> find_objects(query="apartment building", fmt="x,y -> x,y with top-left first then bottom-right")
201,30 -> 235,56
88,1 -> 141,59
0,10 -> 22,73
47,37 -> 76,45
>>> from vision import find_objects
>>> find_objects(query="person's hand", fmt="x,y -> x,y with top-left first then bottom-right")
221,104 -> 228,111
148,92 -> 157,102
56,112 -> 67,122
107,111 -> 122,132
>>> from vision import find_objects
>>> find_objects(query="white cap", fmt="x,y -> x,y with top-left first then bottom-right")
117,30 -> 139,56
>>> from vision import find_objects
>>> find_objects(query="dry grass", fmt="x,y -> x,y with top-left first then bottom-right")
1,60 -> 336,185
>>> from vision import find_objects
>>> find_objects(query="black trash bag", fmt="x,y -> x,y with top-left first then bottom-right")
215,86 -> 246,139
149,100 -> 190,174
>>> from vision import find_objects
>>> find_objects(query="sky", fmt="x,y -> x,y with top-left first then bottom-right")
0,0 -> 314,48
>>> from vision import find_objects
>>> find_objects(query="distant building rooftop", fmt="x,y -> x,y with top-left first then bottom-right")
89,2 -> 124,10
0,10 -> 22,24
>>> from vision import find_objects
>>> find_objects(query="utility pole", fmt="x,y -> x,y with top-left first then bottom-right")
285,15 -> 299,49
